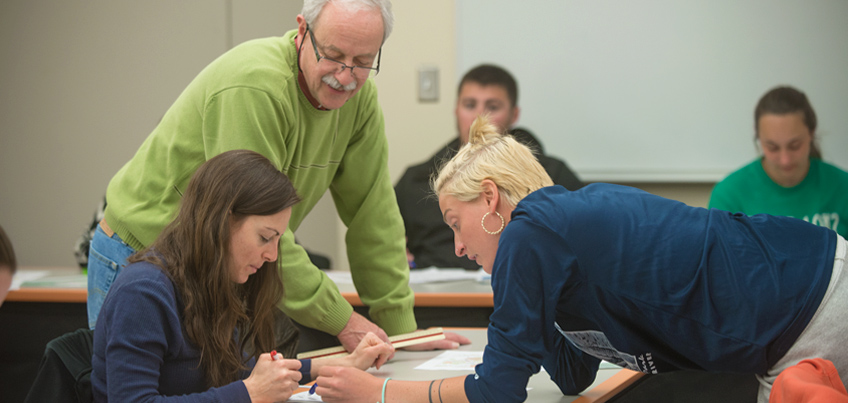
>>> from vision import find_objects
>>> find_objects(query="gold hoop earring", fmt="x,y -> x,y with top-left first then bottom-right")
481,211 -> 504,235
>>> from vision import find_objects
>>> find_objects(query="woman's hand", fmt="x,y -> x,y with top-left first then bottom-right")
243,353 -> 303,403
315,366 -> 383,403
345,331 -> 394,370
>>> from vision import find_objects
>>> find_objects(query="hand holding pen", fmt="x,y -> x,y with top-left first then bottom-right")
244,350 -> 302,402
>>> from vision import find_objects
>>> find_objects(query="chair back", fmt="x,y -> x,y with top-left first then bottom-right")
23,328 -> 94,403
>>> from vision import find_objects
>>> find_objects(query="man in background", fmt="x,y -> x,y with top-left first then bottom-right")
395,64 -> 583,269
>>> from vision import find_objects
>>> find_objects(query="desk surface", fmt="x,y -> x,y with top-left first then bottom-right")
7,267 -> 88,303
8,267 -> 494,308
296,328 -> 642,403
8,271 -> 641,401
335,277 -> 493,307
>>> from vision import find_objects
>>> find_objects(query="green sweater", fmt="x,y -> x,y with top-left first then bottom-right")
709,158 -> 848,237
104,30 -> 415,336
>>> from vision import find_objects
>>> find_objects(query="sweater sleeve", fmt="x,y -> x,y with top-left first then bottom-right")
99,270 -> 251,402
465,219 -> 597,402
328,84 -> 417,336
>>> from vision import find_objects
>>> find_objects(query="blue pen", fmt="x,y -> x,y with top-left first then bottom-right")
309,382 -> 318,395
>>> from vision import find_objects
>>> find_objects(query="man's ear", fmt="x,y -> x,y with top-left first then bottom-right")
296,15 -> 307,44
509,106 -> 521,128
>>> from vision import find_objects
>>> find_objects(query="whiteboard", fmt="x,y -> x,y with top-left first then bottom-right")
456,0 -> 848,182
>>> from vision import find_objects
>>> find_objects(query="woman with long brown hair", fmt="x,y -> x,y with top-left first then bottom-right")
92,150 -> 392,402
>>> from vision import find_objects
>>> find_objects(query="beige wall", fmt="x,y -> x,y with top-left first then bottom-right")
0,0 -> 301,268
620,183 -> 711,209
0,0 -> 712,270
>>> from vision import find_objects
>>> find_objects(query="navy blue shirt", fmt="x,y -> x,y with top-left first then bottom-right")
92,263 -> 312,402
464,184 -> 836,402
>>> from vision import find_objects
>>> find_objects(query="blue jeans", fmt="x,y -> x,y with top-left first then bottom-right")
86,225 -> 136,329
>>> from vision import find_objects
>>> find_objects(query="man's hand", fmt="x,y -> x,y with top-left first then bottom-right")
337,311 -> 389,352
400,331 -> 471,351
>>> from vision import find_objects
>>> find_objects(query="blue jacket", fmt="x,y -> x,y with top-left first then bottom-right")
465,184 -> 836,402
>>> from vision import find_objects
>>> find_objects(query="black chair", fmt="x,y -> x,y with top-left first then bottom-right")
24,328 -> 94,403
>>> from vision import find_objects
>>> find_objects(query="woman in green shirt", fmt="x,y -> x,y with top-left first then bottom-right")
709,86 -> 848,237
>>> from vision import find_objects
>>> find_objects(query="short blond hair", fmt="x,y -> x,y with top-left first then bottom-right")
433,116 -> 553,206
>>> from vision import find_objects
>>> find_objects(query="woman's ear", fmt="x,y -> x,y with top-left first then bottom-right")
480,179 -> 500,211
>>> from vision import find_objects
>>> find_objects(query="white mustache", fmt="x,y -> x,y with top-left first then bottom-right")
322,74 -> 357,91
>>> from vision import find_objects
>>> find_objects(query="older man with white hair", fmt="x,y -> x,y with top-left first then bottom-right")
87,0 -> 466,352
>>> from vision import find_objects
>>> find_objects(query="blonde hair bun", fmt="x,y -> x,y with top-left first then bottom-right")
433,116 -> 554,206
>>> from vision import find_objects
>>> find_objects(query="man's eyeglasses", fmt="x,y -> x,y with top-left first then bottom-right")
305,24 -> 381,79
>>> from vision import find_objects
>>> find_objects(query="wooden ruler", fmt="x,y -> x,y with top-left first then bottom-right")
296,327 -> 446,360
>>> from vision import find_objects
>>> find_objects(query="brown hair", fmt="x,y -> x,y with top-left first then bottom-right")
459,64 -> 518,108
129,150 -> 300,388
754,86 -> 821,159
0,224 -> 16,274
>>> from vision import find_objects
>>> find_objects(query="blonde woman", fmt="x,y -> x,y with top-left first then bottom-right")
314,117 -> 847,403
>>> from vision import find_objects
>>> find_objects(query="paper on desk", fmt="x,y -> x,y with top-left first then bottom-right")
326,267 -> 488,285
323,271 -> 353,284
415,350 -> 483,371
600,360 -> 622,369
10,270 -> 50,290
407,267 -> 490,284
412,351 -> 619,373
21,274 -> 88,288
288,391 -> 323,402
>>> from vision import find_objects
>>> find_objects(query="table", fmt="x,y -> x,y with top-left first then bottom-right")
295,328 -> 643,403
3,268 -> 759,402
335,276 -> 493,308
335,273 -> 494,329
6,267 -> 87,303
1,267 -> 88,403
6,267 -> 495,344
6,268 -> 495,328
7,268 -> 493,308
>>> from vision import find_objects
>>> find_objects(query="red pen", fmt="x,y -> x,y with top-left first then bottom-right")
270,350 -> 279,361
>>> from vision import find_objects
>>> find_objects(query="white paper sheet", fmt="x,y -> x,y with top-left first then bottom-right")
20,273 -> 87,288
288,391 -> 323,402
414,350 -> 483,371
326,267 -> 489,285
412,351 -> 620,373
9,270 -> 50,290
